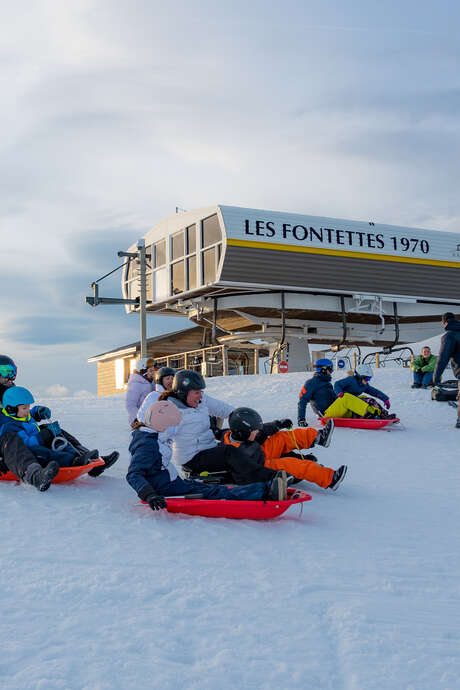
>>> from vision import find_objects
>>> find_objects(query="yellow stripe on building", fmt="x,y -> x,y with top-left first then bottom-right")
226,238 -> 460,269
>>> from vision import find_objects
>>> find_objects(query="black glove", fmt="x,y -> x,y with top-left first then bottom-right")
298,419 -> 308,427
278,418 -> 293,429
139,486 -> 167,511
31,405 -> 52,421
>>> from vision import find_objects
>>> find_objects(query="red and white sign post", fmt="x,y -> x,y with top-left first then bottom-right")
278,360 -> 289,373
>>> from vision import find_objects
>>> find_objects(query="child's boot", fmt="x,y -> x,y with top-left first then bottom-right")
315,419 -> 334,447
88,451 -> 120,477
268,470 -> 287,501
328,465 -> 347,491
24,461 -> 60,491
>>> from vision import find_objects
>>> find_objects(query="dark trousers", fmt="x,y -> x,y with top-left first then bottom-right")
160,476 -> 268,500
0,432 -> 40,480
184,445 -> 276,485
39,426 -> 89,453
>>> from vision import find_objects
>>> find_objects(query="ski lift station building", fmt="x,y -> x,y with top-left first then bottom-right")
89,204 -> 460,393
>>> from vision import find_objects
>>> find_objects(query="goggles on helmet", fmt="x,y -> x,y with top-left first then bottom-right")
0,364 -> 17,380
362,376 -> 372,383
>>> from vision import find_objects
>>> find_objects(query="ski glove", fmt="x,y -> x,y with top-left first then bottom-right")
139,486 -> 167,511
297,419 -> 308,427
31,406 -> 52,421
383,399 -> 391,409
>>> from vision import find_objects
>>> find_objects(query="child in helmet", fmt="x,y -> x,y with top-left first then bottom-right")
126,400 -> 289,505
0,387 -> 96,467
334,365 -> 391,415
126,357 -> 157,426
0,355 -> 17,403
185,407 -> 347,491
298,359 -> 386,422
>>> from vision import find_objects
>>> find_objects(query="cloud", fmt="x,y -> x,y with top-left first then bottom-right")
45,384 -> 69,397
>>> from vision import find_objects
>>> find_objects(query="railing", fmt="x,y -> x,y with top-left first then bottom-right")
153,344 -> 254,377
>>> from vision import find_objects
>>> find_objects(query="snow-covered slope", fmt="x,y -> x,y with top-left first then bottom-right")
1,369 -> 459,689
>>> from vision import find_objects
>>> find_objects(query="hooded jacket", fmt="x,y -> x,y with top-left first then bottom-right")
334,375 -> 389,403
433,318 -> 460,383
410,354 -> 437,373
125,373 -> 155,424
298,373 -> 336,419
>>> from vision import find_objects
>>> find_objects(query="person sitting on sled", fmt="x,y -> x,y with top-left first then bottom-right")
183,407 -> 347,492
0,355 -> 119,477
126,400 -> 289,509
410,346 -> 437,388
334,364 -> 391,414
297,359 -> 390,423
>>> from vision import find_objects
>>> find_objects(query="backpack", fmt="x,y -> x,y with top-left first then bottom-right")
431,380 -> 458,402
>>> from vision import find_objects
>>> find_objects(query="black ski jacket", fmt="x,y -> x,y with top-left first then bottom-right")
433,318 -> 460,384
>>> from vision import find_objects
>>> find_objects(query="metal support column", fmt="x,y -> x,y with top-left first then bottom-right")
137,239 -> 147,358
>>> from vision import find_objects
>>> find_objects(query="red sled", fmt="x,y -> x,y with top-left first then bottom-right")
319,417 -> 400,429
0,459 -> 105,483
142,488 -> 312,520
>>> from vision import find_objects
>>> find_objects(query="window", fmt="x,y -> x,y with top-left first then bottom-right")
171,231 -> 185,260
187,255 -> 197,290
202,247 -> 216,284
171,260 -> 185,295
153,240 -> 166,268
115,359 -> 126,389
186,224 -> 196,253
202,214 -> 221,248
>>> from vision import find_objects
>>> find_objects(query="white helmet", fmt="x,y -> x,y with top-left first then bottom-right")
355,364 -> 373,378
135,357 -> 155,372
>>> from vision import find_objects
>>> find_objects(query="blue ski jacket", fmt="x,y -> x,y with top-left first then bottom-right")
334,376 -> 389,403
298,373 -> 336,419
0,411 -> 41,448
433,319 -> 460,383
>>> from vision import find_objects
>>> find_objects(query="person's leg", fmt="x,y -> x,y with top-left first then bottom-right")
422,371 -> 433,387
413,371 -> 423,387
0,433 -> 59,490
264,454 -> 334,488
457,381 -> 460,427
161,476 -> 268,500
323,393 -> 369,418
184,446 -> 230,474
262,428 -> 318,459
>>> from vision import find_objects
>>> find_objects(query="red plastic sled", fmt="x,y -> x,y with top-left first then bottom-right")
143,488 -> 312,520
319,417 -> 400,429
0,458 -> 105,483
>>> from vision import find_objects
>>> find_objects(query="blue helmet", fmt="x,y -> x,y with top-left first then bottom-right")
3,386 -> 35,413
315,358 -> 334,373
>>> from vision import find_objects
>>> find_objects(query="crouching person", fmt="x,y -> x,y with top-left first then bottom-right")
126,400 -> 289,509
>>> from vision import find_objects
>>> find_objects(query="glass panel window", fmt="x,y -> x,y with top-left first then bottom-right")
187,255 -> 196,290
154,267 -> 168,301
115,359 -> 125,389
171,231 -> 185,260
202,247 -> 216,284
171,260 -> 185,295
154,240 -> 166,268
202,214 -> 221,248
186,224 -> 196,253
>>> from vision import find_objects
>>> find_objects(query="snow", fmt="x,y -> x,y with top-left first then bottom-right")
1,368 -> 459,689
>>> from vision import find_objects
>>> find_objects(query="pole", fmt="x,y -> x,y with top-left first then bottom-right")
138,239 -> 147,358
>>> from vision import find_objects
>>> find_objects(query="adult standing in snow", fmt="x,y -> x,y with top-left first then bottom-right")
125,357 -> 156,427
410,346 -> 437,388
433,312 -> 460,428
0,355 -> 119,478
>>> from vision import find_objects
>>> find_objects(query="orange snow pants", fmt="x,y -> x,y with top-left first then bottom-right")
261,429 -> 334,489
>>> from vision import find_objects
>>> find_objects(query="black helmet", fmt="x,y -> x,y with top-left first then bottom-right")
172,369 -> 206,403
229,407 -> 263,442
0,355 -> 17,381
155,366 -> 176,386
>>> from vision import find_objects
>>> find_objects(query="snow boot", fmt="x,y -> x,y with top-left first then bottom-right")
268,470 -> 287,501
88,451 -> 120,477
411,383 -> 421,389
315,419 -> 334,448
456,419 -> 460,429
329,465 -> 347,491
73,449 -> 100,466
24,461 -> 60,492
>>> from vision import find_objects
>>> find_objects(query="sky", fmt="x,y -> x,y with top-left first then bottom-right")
1,0 -> 460,396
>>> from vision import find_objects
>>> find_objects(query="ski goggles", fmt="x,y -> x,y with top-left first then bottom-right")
362,376 -> 372,383
0,364 -> 17,380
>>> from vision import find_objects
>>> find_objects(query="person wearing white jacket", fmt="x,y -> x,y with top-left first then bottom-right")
125,358 -> 156,426
137,369 -> 233,471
